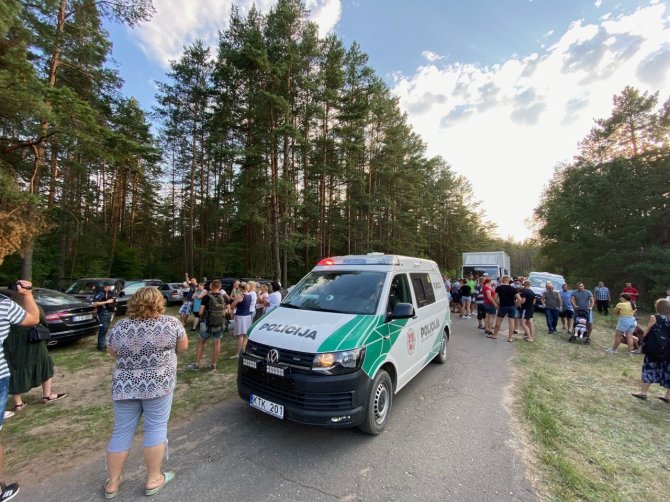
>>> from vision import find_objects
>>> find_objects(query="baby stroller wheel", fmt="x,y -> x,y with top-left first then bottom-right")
584,338 -> 591,345
568,336 -> 575,343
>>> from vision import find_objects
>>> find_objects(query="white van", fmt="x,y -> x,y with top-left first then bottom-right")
237,253 -> 451,434
528,271 -> 566,307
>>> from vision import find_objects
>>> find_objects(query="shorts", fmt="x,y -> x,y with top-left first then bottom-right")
451,294 -> 461,303
235,314 -> 252,336
179,303 -> 190,315
483,304 -> 496,315
0,377 -> 9,430
476,304 -> 485,320
559,309 -> 574,319
460,296 -> 471,304
199,322 -> 223,340
521,309 -> 534,320
108,392 -> 174,452
616,316 -> 637,334
497,306 -> 517,319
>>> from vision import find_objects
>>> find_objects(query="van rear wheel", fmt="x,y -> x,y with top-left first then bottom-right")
359,370 -> 392,435
433,331 -> 448,364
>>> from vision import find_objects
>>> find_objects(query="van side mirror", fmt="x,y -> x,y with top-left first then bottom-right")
388,302 -> 415,320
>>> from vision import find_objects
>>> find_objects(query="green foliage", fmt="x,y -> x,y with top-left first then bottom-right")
537,87 -> 670,306
2,0 -> 510,286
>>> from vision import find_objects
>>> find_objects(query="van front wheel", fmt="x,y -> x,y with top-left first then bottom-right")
433,331 -> 448,364
359,370 -> 393,435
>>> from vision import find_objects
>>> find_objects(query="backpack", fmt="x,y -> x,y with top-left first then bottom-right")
641,315 -> 670,362
206,293 -> 227,328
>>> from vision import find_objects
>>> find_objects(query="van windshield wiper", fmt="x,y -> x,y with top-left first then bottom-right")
280,303 -> 303,310
303,306 -> 343,313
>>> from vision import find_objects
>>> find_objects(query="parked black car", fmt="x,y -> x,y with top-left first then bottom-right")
64,278 -> 128,313
0,287 -> 100,345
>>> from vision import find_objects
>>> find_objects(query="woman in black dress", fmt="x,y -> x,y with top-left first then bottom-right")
4,293 -> 67,412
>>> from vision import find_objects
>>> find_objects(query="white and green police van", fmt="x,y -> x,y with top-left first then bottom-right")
237,253 -> 451,434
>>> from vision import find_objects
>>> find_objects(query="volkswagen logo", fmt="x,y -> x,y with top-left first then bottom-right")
267,349 -> 280,364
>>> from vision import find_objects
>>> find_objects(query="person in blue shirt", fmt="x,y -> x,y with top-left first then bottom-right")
559,283 -> 574,333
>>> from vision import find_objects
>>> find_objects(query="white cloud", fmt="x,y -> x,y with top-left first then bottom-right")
595,0 -> 603,8
305,0 -> 342,37
392,2 -> 670,240
131,0 -> 342,67
422,50 -> 444,62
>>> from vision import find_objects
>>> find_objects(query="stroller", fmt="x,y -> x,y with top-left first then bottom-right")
569,309 -> 591,344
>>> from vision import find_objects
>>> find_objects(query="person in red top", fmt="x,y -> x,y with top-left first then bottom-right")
482,277 -> 496,335
622,282 -> 639,303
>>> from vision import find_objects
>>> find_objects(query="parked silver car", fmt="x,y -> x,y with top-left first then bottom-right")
159,283 -> 185,305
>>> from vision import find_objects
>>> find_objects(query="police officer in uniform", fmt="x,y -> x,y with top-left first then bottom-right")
92,283 -> 115,351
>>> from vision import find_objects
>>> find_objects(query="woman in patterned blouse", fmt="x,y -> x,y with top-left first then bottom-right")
104,287 -> 188,498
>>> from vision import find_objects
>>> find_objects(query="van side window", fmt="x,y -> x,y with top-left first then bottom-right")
410,273 -> 436,308
386,274 -> 412,316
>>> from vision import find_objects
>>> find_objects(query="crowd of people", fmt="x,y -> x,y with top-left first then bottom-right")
0,273 -> 666,499
0,274 -> 285,500
443,273 -> 670,402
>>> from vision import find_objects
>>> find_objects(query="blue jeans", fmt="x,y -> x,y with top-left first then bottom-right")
97,310 -> 113,349
545,308 -> 559,332
0,377 -> 9,430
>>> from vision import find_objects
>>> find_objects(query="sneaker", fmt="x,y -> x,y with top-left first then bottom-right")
0,482 -> 19,501
3,411 -> 14,420
605,348 -> 617,354
513,330 -> 519,335
229,354 -> 239,359
186,363 -> 200,370
629,349 -> 641,354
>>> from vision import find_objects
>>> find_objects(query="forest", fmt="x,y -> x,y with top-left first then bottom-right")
0,0 -> 513,287
1,0 -> 667,304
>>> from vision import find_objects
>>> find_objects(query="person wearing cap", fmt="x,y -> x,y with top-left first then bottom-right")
92,283 -> 116,351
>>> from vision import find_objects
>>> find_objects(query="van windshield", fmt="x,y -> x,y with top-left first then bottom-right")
529,275 -> 565,289
283,271 -> 386,315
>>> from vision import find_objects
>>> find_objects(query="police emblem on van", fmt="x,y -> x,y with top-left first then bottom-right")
407,329 -> 416,355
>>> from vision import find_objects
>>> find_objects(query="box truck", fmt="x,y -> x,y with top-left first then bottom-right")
461,251 -> 511,280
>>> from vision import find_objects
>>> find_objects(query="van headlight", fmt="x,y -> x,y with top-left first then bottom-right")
312,348 -> 365,374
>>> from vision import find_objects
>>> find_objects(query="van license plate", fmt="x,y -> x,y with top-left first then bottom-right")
73,314 -> 93,322
250,394 -> 284,419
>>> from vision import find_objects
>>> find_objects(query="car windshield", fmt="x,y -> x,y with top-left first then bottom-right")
65,280 -> 113,295
33,290 -> 80,306
282,271 -> 386,315
123,281 -> 149,294
529,275 -> 564,289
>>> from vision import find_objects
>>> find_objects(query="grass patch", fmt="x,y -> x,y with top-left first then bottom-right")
2,307 -> 241,478
515,312 -> 670,502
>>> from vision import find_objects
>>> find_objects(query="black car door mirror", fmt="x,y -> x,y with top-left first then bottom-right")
388,302 -> 415,321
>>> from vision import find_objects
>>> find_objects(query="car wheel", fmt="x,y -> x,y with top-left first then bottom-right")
433,331 -> 449,364
359,369 -> 392,435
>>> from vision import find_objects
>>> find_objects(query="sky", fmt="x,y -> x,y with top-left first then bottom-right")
105,0 -> 670,240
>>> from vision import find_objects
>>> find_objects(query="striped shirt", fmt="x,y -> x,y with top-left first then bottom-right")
0,295 -> 27,379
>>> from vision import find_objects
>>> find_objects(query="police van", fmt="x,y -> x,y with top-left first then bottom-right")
237,253 -> 451,434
